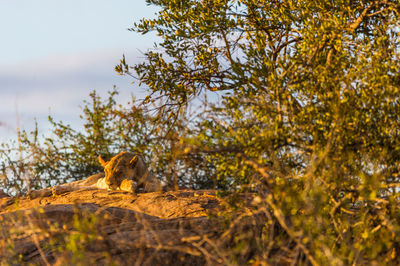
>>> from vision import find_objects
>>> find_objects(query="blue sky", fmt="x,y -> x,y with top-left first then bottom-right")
0,0 -> 159,141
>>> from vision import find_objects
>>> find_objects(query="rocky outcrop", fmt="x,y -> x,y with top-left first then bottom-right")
0,189 -> 261,265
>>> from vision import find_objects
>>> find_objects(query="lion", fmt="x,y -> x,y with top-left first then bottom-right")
27,172 -> 105,199
98,151 -> 163,193
27,152 -> 162,199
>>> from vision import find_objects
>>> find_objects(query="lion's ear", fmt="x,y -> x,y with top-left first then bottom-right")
98,155 -> 108,167
130,155 -> 139,167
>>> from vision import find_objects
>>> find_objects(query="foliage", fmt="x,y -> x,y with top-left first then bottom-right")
116,0 -> 400,264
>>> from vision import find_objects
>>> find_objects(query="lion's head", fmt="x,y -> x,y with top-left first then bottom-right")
98,152 -> 140,190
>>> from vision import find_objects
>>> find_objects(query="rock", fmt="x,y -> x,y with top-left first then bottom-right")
0,188 -> 261,265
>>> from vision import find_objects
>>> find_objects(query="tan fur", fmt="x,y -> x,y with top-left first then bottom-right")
98,151 -> 162,193
27,173 -> 106,199
27,152 -> 162,199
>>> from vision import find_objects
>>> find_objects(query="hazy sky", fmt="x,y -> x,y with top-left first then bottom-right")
0,0 -> 159,141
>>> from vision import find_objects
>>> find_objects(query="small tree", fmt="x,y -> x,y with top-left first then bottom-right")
0,89 -> 216,195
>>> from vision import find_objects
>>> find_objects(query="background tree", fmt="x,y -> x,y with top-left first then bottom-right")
0,89 -> 215,195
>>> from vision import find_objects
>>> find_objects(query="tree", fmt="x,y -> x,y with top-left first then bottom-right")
114,0 -> 400,264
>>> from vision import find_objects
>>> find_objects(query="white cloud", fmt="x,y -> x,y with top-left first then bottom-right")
0,48 -> 142,91
0,48 -> 149,141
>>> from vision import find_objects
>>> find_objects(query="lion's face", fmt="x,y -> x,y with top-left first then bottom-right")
98,152 -> 139,190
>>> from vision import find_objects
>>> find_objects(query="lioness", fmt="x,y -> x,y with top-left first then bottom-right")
98,151 -> 162,193
27,152 -> 162,199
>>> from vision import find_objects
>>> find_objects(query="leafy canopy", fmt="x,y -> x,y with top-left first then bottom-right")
117,0 -> 400,264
